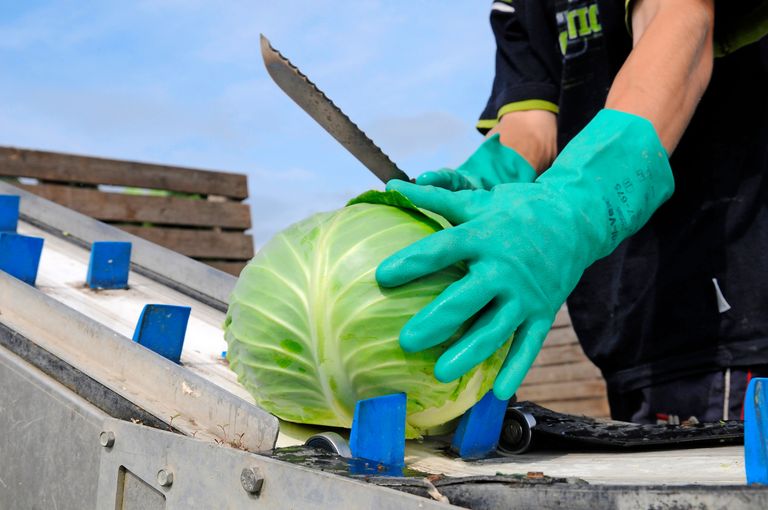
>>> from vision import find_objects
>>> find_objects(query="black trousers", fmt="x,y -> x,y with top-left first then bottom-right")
607,365 -> 768,424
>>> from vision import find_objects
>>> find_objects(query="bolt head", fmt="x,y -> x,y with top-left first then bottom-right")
240,466 -> 264,495
157,469 -> 174,487
99,431 -> 115,448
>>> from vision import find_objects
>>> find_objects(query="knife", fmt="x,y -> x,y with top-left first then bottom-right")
260,34 -> 411,184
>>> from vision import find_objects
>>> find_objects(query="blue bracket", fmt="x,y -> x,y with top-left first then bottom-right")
132,304 -> 191,364
86,241 -> 132,289
0,195 -> 20,233
349,393 -> 406,474
745,377 -> 768,484
0,233 -> 44,286
451,390 -> 509,459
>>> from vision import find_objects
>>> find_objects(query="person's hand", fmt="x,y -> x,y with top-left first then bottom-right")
416,134 -> 537,191
376,110 -> 674,399
417,110 -> 557,191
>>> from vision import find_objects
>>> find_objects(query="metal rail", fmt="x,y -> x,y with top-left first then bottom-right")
0,345 -> 453,509
0,269 -> 279,452
0,181 -> 235,310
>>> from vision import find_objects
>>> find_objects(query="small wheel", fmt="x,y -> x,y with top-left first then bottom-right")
304,432 -> 352,458
497,407 -> 536,455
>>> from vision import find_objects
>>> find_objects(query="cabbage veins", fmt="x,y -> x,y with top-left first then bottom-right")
224,191 -> 509,437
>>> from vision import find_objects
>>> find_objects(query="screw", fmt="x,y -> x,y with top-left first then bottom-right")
240,466 -> 264,495
157,469 -> 174,487
99,431 -> 115,448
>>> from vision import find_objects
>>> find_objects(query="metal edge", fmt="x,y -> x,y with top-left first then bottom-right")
0,270 -> 279,452
0,321 -> 171,431
371,477 -> 768,510
0,181 -> 237,311
1,346 -> 450,510
97,418 -> 456,509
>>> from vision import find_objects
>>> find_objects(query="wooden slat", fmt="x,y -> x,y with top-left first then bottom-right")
533,343 -> 587,367
521,361 -> 602,386
533,397 -> 611,418
552,304 -> 571,328
205,260 -> 248,276
0,147 -> 248,199
18,184 -> 251,229
517,379 -> 607,402
543,325 -> 579,346
117,226 -> 254,259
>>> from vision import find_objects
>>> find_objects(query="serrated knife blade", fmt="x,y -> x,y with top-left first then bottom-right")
260,34 -> 411,184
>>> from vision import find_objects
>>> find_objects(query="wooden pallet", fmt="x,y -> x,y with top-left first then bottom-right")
516,305 -> 611,418
0,146 -> 253,275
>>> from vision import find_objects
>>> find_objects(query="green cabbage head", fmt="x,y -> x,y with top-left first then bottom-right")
224,191 -> 510,437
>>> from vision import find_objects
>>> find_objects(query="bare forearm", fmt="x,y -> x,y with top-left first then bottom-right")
606,0 -> 714,153
487,110 -> 558,173
487,0 -> 711,170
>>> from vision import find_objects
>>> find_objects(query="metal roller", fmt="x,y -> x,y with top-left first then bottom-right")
497,406 -> 537,455
304,432 -> 353,458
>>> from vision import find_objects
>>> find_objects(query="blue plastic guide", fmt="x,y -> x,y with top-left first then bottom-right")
745,377 -> 768,484
0,195 -> 20,233
0,233 -> 44,286
349,392 -> 406,474
86,241 -> 132,289
132,304 -> 191,364
451,390 -> 509,459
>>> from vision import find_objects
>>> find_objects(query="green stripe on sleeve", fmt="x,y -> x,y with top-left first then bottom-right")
625,0 -> 634,36
477,99 -> 559,131
498,99 -> 559,116
626,0 -> 767,56
476,119 -> 499,130
714,2 -> 768,57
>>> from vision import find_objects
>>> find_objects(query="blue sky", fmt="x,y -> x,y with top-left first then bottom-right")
0,1 -> 497,245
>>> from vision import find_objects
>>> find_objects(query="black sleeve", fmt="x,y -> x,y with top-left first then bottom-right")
478,0 -> 562,133
713,0 -> 768,55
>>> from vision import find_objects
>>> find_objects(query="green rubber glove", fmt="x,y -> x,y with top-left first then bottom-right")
416,134 -> 537,191
376,109 -> 674,399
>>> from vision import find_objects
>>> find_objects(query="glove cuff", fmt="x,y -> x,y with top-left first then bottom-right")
458,134 -> 538,187
538,108 -> 675,257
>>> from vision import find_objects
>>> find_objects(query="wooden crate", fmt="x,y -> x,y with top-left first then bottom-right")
516,305 -> 611,418
0,147 -> 253,276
